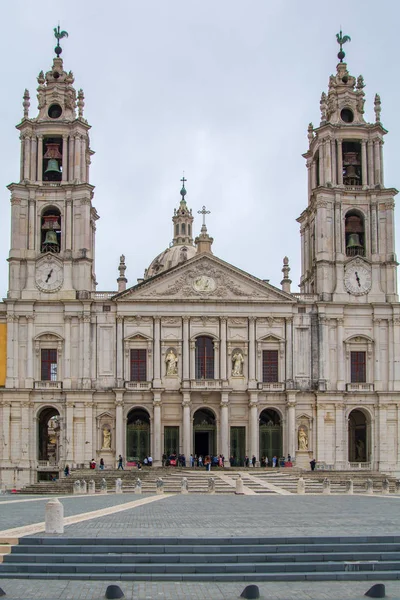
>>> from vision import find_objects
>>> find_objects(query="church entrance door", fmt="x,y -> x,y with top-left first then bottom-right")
193,408 -> 216,458
126,409 -> 150,462
230,426 -> 245,466
348,409 -> 369,463
259,409 -> 282,462
38,407 -> 61,465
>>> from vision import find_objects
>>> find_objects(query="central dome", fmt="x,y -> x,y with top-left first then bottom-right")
144,244 -> 197,280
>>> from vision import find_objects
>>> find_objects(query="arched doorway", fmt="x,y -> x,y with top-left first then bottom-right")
126,409 -> 150,462
193,408 -> 216,457
38,407 -> 61,465
259,409 -> 282,462
348,409 -> 370,462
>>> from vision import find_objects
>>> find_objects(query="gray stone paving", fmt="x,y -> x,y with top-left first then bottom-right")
1,494 -> 400,598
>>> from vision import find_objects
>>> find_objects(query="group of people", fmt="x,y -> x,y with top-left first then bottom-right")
89,458 -> 105,470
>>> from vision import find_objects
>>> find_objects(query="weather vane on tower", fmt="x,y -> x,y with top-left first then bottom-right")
54,25 -> 69,57
336,29 -> 351,63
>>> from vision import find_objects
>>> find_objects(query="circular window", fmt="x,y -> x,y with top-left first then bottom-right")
48,104 -> 62,119
340,108 -> 354,123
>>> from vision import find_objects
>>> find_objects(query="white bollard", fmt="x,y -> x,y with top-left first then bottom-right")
297,477 -> 305,495
45,498 -> 64,534
88,480 -> 96,494
115,478 -> 122,494
208,477 -> 215,494
181,477 -> 189,494
100,478 -> 107,494
135,478 -> 142,494
382,478 -> 390,495
345,479 -> 353,495
80,480 -> 87,494
366,479 -> 374,495
73,480 -> 80,495
156,478 -> 164,495
322,478 -> 331,495
235,475 -> 244,495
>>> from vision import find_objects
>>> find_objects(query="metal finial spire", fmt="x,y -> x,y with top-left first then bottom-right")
180,173 -> 187,199
336,29 -> 351,63
54,25 -> 69,57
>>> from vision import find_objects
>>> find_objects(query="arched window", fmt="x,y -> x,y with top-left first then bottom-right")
175,224 -> 179,236
181,223 -> 186,234
195,336 -> 214,379
188,224 -> 191,236
345,211 -> 365,257
41,207 -> 61,253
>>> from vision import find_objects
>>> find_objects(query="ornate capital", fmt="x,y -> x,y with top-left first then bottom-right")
116,315 -> 123,324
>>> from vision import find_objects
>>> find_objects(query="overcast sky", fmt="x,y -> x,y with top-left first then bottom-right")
0,0 -> 400,298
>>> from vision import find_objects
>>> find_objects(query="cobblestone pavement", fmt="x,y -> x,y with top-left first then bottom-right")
0,493 -> 400,598
0,579 -> 399,600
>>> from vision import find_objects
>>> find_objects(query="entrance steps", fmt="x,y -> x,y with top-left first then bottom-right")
19,468 -> 398,495
2,536 -> 400,581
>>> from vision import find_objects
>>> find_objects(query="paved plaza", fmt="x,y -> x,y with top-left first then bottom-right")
0,493 -> 400,598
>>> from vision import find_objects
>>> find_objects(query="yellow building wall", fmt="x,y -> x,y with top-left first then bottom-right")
0,323 -> 6,386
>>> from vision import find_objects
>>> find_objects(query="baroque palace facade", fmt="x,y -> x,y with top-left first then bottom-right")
0,39 -> 399,488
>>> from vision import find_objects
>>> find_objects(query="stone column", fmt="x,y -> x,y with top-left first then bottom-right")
84,401 -> 93,464
6,315 -> 14,387
30,136 -> 37,182
318,140 -> 324,186
37,135 -> 43,183
374,140 -> 381,185
182,392 -> 191,463
220,318 -> 227,380
153,317 -> 161,386
248,317 -> 256,383
153,392 -> 162,467
115,392 -> 124,463
220,392 -> 229,464
66,402 -> 74,464
23,135 -> 31,180
380,141 -> 384,187
311,162 -> 317,189
374,318 -> 381,389
316,402 -> 325,463
307,162 -> 312,198
1,403 -> 10,462
286,393 -> 296,459
19,134 -> 24,181
182,317 -> 190,380
388,319 -> 394,391
68,135 -> 74,181
116,315 -> 123,386
336,140 -> 343,185
65,198 -> 72,251
371,201 -> 378,255
83,314 -> 91,388
335,403 -> 345,468
80,136 -> 86,183
62,136 -> 68,182
285,317 -> 293,386
28,199 -> 35,250
214,341 -> 220,380
337,318 -> 345,390
361,140 -> 368,187
249,393 -> 259,459
74,134 -> 81,182
325,138 -> 331,184
331,140 -> 337,185
367,141 -> 374,185
13,315 -> 19,387
64,315 -> 71,385
190,340 -> 196,380
318,317 -> 328,389
26,314 -> 34,386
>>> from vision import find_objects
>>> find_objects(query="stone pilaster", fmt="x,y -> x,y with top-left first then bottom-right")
249,393 -> 259,460
153,392 -> 162,467
220,392 -> 229,464
182,392 -> 191,463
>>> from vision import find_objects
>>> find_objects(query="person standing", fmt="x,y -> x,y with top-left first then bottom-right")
99,458 -> 105,470
117,455 -> 124,470
272,456 -> 277,468
252,455 -> 256,468
310,458 -> 316,471
148,455 -> 153,467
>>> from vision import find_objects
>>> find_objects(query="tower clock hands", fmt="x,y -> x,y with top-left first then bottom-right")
45,269 -> 53,283
355,271 -> 361,287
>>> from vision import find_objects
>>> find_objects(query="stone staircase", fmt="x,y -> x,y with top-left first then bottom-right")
19,467 -> 399,495
1,536 -> 400,581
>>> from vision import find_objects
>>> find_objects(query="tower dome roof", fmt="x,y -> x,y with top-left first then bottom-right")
143,178 -> 196,280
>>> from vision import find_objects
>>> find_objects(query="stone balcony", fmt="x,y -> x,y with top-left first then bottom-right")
124,381 -> 152,391
34,381 -> 63,390
346,383 -> 374,392
257,382 -> 285,392
190,379 -> 223,390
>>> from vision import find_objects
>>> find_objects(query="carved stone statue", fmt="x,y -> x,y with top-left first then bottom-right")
102,428 -> 111,449
165,349 -> 178,376
298,427 -> 308,451
232,351 -> 244,376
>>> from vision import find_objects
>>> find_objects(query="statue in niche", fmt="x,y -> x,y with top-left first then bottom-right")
355,439 -> 365,460
298,427 -> 308,451
102,428 -> 111,449
165,349 -> 178,376
232,350 -> 244,376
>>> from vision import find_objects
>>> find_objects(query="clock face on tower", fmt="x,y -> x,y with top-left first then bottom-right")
344,262 -> 372,295
35,258 -> 64,293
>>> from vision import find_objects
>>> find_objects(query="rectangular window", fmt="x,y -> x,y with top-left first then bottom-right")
41,349 -> 57,381
130,349 -> 147,382
351,351 -> 366,383
262,350 -> 279,383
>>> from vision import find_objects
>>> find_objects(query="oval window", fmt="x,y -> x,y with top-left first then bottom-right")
48,104 -> 62,119
340,108 -> 354,123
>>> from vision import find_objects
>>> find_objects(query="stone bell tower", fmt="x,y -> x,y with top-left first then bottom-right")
298,32 -> 398,303
7,27 -> 98,300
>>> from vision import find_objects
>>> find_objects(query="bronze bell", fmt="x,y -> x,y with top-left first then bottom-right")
44,159 -> 61,174
43,230 -> 59,246
347,233 -> 362,248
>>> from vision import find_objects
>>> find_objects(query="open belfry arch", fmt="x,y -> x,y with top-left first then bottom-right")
0,28 -> 400,488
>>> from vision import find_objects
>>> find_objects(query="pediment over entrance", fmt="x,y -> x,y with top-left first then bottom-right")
114,255 -> 295,303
